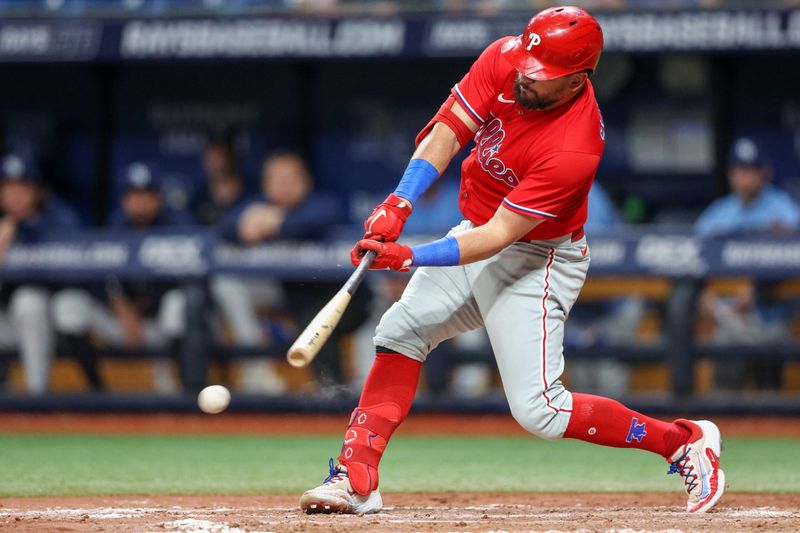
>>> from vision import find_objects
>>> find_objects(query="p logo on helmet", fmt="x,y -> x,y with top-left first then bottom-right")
502,5 -> 604,81
526,32 -> 541,50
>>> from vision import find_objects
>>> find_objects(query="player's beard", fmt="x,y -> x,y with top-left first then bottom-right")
513,75 -> 559,111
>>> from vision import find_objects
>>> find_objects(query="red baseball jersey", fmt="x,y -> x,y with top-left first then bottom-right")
417,37 -> 606,242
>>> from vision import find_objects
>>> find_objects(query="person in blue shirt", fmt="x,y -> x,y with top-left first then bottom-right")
695,137 -> 800,390
0,156 -> 80,245
195,139 -> 288,394
0,154 -> 83,394
53,162 -> 193,394
585,183 -> 621,231
193,137 -> 249,227
222,150 -> 342,243
107,162 -> 194,229
223,150 -> 368,390
401,178 -> 463,236
695,138 -> 800,238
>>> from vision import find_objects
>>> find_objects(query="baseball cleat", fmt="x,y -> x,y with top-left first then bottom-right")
299,459 -> 382,515
668,419 -> 725,513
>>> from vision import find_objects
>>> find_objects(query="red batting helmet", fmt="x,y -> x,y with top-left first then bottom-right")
501,6 -> 603,81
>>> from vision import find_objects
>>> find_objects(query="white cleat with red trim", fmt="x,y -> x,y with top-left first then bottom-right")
668,419 -> 725,513
300,459 -> 383,515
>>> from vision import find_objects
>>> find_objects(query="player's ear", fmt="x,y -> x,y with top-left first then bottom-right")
568,72 -> 588,91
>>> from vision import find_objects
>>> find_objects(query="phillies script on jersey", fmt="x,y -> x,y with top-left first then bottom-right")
417,37 -> 606,242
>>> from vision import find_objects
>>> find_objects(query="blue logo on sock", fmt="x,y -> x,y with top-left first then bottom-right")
626,417 -> 647,443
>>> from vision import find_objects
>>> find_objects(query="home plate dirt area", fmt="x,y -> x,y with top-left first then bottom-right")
1,493 -> 798,532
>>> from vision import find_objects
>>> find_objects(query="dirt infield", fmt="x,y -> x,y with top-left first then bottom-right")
1,413 -> 798,437
1,493 -> 799,532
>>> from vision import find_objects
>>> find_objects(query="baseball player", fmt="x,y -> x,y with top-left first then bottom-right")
0,154 -> 83,394
53,162 -> 192,393
300,6 -> 724,515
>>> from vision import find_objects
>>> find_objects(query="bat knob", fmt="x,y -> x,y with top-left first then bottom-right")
287,347 -> 311,368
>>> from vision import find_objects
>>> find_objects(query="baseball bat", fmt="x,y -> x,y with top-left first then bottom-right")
286,250 -> 377,368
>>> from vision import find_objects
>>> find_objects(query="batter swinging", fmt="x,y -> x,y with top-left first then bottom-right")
300,6 -> 724,515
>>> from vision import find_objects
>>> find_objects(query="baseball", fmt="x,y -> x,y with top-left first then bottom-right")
197,385 -> 231,414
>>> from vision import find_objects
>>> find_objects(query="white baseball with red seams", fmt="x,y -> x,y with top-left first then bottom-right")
374,220 -> 589,439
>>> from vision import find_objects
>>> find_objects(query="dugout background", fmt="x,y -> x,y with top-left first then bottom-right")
0,2 -> 799,413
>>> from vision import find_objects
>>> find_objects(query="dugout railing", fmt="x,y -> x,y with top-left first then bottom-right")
0,228 -> 799,414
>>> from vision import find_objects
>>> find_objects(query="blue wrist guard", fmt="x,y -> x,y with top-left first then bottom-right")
411,235 -> 460,267
393,159 -> 439,205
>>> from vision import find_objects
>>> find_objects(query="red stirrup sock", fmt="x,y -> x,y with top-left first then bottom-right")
339,352 -> 421,495
564,393 -> 692,458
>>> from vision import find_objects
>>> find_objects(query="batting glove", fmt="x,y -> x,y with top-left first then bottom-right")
351,239 -> 413,272
363,194 -> 412,242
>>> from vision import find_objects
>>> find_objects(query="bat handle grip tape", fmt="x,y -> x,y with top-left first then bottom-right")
344,250 -> 376,295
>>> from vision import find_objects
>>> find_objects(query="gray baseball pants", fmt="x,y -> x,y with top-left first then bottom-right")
0,286 -> 55,394
374,220 -> 590,439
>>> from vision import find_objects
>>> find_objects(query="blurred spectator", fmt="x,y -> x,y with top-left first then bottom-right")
401,178 -> 463,236
193,138 -> 287,395
695,137 -> 800,390
108,162 -> 194,228
193,137 -> 247,226
223,149 -> 343,243
224,150 -> 369,390
695,138 -> 800,237
53,162 -> 193,394
0,154 -> 83,395
0,0 -> 774,18
290,0 -> 340,14
566,182 -> 644,396
584,182 -> 621,232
